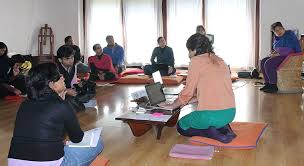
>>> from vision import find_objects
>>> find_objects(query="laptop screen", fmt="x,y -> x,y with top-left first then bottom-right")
145,82 -> 166,106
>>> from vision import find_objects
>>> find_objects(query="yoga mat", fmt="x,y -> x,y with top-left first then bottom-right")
189,122 -> 268,149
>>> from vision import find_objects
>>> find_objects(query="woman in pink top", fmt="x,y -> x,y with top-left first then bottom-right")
88,44 -> 117,81
161,33 -> 236,143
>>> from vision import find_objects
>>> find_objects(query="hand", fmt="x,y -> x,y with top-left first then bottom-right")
98,73 -> 105,80
188,97 -> 198,104
168,66 -> 174,75
270,51 -> 279,58
13,88 -> 22,95
59,90 -> 67,100
159,103 -> 175,110
66,88 -> 77,97
159,99 -> 183,110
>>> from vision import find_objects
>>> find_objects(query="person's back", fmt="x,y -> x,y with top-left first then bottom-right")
190,55 -> 235,110
8,95 -> 83,161
8,63 -> 103,166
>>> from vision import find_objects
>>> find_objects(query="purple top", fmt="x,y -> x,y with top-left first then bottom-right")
8,157 -> 63,166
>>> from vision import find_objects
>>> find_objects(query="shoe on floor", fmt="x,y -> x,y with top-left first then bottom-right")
263,84 -> 278,93
259,83 -> 270,91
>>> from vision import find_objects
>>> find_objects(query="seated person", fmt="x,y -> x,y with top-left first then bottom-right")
144,37 -> 176,76
8,63 -> 103,166
64,36 -> 89,74
0,42 -> 26,98
56,45 -> 79,97
88,44 -> 117,81
196,25 -> 214,44
160,33 -> 236,143
260,22 -> 302,93
103,35 -> 125,74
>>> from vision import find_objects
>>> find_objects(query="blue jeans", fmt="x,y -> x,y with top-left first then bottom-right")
60,138 -> 104,166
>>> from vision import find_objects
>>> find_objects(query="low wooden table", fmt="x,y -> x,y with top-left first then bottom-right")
116,109 -> 180,140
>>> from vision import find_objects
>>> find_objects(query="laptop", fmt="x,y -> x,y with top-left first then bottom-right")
144,82 -> 176,111
152,71 -> 182,95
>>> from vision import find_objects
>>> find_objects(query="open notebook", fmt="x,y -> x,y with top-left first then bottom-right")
66,127 -> 102,147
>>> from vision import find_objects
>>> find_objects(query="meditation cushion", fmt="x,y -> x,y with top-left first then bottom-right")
161,76 -> 184,85
90,156 -> 109,166
189,122 -> 268,149
120,68 -> 144,77
148,75 -> 184,86
117,75 -> 150,84
277,52 -> 304,93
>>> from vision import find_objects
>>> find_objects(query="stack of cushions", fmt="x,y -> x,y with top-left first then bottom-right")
120,68 -> 144,77
116,68 -> 184,85
148,75 -> 184,85
277,52 -> 304,93
117,75 -> 150,84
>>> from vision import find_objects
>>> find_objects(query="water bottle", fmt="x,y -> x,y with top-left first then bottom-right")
301,61 -> 304,80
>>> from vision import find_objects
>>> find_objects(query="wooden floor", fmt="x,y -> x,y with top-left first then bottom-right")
1,80 -> 304,166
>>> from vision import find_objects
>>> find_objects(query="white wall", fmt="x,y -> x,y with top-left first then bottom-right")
0,0 -> 83,56
260,0 -> 304,59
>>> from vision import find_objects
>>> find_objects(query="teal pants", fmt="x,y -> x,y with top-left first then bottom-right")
178,108 -> 236,130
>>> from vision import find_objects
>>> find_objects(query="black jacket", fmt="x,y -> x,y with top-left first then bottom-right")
8,93 -> 84,161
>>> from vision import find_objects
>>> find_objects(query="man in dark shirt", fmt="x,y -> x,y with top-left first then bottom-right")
64,36 -> 89,74
144,37 -> 176,76
57,45 -> 78,97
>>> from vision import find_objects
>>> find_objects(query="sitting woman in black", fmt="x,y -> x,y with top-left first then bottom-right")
8,63 -> 103,166
0,42 -> 26,98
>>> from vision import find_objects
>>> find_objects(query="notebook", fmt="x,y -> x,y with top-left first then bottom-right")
66,127 -> 102,147
169,144 -> 214,160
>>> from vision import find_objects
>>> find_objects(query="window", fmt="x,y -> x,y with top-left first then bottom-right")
123,0 -> 163,65
85,0 -> 123,57
167,0 -> 203,66
205,0 -> 256,68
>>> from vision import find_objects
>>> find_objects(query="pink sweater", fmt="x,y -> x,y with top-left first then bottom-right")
178,54 -> 235,111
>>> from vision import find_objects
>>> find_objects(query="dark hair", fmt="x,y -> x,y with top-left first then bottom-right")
9,54 -> 26,66
106,35 -> 113,41
93,44 -> 101,51
157,37 -> 165,43
196,25 -> 206,33
26,63 -> 61,100
271,22 -> 284,31
0,42 -> 8,57
64,36 -> 72,43
186,33 -> 214,55
57,45 -> 75,59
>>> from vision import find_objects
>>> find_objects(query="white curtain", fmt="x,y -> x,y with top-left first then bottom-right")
85,0 -> 123,60
205,0 -> 256,68
167,0 -> 203,66
123,0 -> 163,65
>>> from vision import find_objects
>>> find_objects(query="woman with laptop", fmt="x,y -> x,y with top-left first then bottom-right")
160,33 -> 236,143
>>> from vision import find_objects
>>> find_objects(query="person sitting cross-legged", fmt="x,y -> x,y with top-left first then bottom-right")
88,44 -> 118,81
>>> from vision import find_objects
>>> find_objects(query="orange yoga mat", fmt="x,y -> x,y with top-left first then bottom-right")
189,122 -> 268,149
